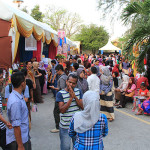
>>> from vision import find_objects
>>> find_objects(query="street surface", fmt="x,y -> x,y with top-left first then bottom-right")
1,91 -> 150,150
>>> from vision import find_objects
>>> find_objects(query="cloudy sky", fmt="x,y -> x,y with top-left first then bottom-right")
7,0 -> 128,40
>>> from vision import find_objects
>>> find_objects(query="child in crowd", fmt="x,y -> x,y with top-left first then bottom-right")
132,82 -> 149,112
136,91 -> 150,115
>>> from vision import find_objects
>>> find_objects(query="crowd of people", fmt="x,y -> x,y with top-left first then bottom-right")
0,53 -> 150,150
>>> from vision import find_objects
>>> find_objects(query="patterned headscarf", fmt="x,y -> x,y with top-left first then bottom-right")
100,66 -> 112,85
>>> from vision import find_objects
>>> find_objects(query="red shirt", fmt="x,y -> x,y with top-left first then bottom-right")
136,77 -> 149,89
139,89 -> 149,96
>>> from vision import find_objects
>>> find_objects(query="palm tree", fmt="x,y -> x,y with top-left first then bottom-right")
97,0 -> 140,18
121,0 -> 150,72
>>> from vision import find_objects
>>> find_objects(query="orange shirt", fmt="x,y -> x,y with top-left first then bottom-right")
139,89 -> 149,96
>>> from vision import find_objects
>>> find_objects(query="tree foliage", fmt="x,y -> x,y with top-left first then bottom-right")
44,7 -> 83,39
31,5 -> 44,22
75,24 -> 109,54
21,6 -> 28,14
121,0 -> 150,72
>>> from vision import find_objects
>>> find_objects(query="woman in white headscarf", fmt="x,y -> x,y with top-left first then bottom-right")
114,75 -> 129,105
69,91 -> 108,150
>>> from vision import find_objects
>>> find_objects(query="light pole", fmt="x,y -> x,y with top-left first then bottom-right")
13,0 -> 24,8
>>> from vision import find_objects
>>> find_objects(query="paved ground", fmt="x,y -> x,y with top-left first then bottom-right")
1,91 -> 150,150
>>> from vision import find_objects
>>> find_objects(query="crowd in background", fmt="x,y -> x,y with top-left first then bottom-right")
0,52 -> 150,150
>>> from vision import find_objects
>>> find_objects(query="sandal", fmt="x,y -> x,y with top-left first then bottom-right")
132,107 -> 136,112
135,112 -> 142,115
114,103 -> 119,106
108,118 -> 114,122
116,105 -> 122,109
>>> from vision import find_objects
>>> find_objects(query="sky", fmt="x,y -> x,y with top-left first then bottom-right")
7,0 -> 128,40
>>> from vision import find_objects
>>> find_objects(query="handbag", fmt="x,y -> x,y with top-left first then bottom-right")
125,91 -> 135,97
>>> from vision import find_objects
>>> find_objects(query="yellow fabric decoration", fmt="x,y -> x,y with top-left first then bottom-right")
51,33 -> 54,39
11,18 -> 14,28
33,27 -> 44,41
45,37 -> 52,45
13,31 -> 20,63
16,17 -> 33,38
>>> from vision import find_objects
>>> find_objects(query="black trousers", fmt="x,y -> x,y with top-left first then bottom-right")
120,95 -> 133,108
0,128 -> 6,150
6,140 -> 32,150
53,101 -> 60,129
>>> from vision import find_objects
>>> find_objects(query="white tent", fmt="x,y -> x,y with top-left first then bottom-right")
99,40 -> 121,52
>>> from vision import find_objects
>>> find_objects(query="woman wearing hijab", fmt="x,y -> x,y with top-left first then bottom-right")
32,62 -> 43,103
112,64 -> 119,77
100,66 -> 114,122
38,61 -> 46,94
117,77 -> 136,108
114,75 -> 129,105
76,68 -> 88,94
69,91 -> 108,150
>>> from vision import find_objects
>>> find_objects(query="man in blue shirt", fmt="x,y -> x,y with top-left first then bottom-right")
6,72 -> 31,150
5,69 -> 29,102
51,59 -> 57,97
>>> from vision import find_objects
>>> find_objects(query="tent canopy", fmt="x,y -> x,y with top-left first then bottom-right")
99,40 -> 121,52
0,0 -> 76,47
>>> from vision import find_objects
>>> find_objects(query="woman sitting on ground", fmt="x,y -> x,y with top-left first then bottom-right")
136,91 -> 150,115
69,91 -> 108,150
132,82 -> 149,112
117,77 -> 136,108
114,75 -> 129,105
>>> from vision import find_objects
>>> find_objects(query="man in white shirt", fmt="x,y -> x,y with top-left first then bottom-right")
87,67 -> 100,94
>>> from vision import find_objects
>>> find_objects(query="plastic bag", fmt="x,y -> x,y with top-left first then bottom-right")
31,103 -> 37,112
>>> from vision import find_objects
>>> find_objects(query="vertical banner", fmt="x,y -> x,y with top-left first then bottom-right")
101,50 -> 103,54
57,29 -> 67,58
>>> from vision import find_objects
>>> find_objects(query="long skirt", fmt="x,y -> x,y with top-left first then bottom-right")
115,91 -> 122,101
33,77 -> 42,103
141,99 -> 150,115
100,91 -> 115,119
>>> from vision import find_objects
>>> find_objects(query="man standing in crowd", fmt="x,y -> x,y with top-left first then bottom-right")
5,69 -> 29,102
78,59 -> 84,69
26,61 -> 36,89
70,63 -> 79,76
87,66 -> 100,94
0,69 -> 12,150
94,59 -> 101,77
56,74 -> 83,150
51,59 -> 57,97
69,58 -> 73,67
6,72 -> 31,150
50,64 -> 68,133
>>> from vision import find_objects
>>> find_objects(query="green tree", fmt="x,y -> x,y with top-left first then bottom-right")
21,6 -> 28,13
121,0 -> 150,72
75,24 -> 109,54
31,5 -> 44,22
44,7 -> 83,39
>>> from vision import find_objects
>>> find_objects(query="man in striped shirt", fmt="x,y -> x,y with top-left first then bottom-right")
56,74 -> 83,150
0,69 -> 12,150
